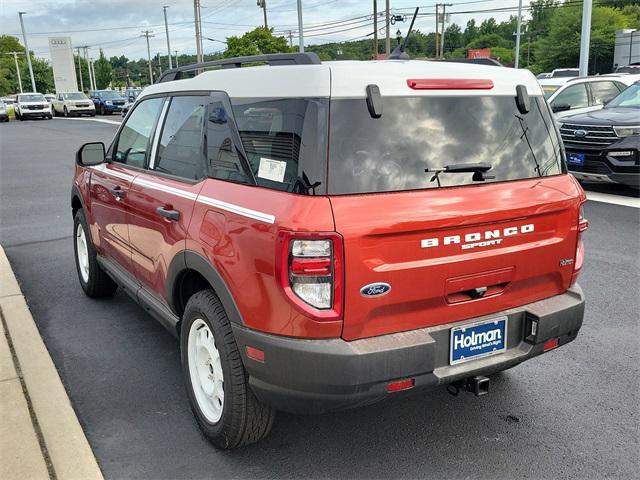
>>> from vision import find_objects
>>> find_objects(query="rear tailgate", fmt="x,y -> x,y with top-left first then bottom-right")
330,175 -> 583,341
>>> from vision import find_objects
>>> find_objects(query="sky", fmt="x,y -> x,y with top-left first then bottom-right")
0,0 -> 533,62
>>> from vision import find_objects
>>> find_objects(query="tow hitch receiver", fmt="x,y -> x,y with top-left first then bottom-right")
447,376 -> 490,397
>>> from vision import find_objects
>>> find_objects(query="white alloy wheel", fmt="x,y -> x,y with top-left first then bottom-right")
188,319 -> 224,423
75,223 -> 90,283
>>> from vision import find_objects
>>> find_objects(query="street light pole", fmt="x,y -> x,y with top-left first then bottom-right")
76,47 -> 83,91
578,0 -> 592,77
18,12 -> 36,92
174,50 -> 179,67
514,0 -> 523,68
7,52 -> 23,93
385,0 -> 390,56
163,6 -> 173,69
373,0 -> 378,59
297,0 -> 304,52
193,0 -> 203,63
257,0 -> 268,30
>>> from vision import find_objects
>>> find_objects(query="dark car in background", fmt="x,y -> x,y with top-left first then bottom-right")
89,90 -> 126,115
559,82 -> 640,189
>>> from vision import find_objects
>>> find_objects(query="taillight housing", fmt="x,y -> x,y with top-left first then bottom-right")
571,202 -> 588,286
276,231 -> 344,321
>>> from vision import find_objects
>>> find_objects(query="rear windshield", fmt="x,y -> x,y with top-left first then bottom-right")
328,95 -> 564,195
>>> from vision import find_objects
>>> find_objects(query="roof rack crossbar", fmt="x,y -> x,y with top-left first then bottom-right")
157,52 -> 322,83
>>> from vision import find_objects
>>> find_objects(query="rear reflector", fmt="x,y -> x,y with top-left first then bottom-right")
407,78 -> 494,90
386,378 -> 415,393
246,346 -> 265,363
543,339 -> 559,352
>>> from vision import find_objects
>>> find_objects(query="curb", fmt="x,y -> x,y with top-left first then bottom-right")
0,246 -> 104,480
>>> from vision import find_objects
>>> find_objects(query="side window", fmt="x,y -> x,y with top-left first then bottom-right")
207,100 -> 252,184
114,97 -> 164,168
590,81 -> 622,105
154,95 -> 208,180
553,84 -> 588,109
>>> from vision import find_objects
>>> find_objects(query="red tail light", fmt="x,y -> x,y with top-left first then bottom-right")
571,202 -> 588,286
543,338 -> 559,352
276,231 -> 344,321
407,78 -> 494,90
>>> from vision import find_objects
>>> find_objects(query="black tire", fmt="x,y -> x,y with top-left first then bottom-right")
99,105 -> 105,115
73,209 -> 118,298
180,290 -> 275,449
63,106 -> 69,117
90,112 -> 96,117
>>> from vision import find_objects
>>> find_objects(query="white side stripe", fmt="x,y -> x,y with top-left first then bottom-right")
198,195 -> 276,224
92,165 -> 276,224
132,177 -> 198,200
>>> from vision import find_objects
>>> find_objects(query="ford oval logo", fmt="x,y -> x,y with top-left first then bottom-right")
360,283 -> 391,297
574,129 -> 587,138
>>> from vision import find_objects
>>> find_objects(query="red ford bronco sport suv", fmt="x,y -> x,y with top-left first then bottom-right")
71,52 -> 587,449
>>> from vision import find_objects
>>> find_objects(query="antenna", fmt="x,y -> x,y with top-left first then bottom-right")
388,7 -> 419,60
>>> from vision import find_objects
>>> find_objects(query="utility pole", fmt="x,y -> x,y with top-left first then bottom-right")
385,0 -> 390,56
174,50 -> 179,67
18,12 -> 36,92
141,31 -> 155,84
90,58 -> 97,90
630,30 -> 637,65
193,0 -> 203,63
76,47 -> 83,91
514,0 -> 523,68
435,4 -> 439,59
163,6 -> 173,69
257,0 -> 268,30
288,30 -> 293,48
297,0 -> 304,52
83,47 -> 94,91
6,52 -> 23,93
439,4 -> 452,58
373,0 -> 378,59
578,0 -> 592,76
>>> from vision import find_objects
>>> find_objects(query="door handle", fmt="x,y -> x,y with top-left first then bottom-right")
156,206 -> 180,221
109,186 -> 126,199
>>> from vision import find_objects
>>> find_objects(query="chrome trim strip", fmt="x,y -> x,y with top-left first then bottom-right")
91,163 -> 136,182
132,177 -> 198,200
198,195 -> 276,224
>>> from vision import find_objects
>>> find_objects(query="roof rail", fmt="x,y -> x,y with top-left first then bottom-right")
435,58 -> 504,67
156,52 -> 322,83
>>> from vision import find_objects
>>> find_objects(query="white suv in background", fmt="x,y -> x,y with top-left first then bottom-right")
52,92 -> 96,117
14,93 -> 52,120
547,76 -> 633,119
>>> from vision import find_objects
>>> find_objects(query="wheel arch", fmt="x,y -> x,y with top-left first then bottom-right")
167,251 -> 246,331
71,184 -> 86,218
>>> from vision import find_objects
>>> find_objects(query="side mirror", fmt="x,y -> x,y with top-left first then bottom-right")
76,142 -> 106,166
601,95 -> 616,105
552,103 -> 571,113
128,96 -> 135,102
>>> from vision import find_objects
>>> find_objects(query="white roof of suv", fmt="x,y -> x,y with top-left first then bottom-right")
141,60 -> 543,100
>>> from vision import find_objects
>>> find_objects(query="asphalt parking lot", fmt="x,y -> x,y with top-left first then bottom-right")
1,117 -> 638,480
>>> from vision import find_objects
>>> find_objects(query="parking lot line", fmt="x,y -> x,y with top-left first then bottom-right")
52,117 -> 121,126
586,191 -> 640,209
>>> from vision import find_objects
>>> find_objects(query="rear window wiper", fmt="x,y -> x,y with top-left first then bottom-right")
425,162 -> 494,187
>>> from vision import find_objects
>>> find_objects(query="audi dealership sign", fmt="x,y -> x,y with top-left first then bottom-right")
48,37 -> 78,93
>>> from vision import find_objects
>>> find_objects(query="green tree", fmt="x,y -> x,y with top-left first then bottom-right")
479,18 -> 498,36
534,5 -> 631,74
467,33 -> 514,50
224,28 -> 290,58
463,19 -> 478,45
94,49 -> 112,89
0,35 -> 26,95
443,24 -> 463,53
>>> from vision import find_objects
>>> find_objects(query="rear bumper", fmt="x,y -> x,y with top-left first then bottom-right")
233,285 -> 585,414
